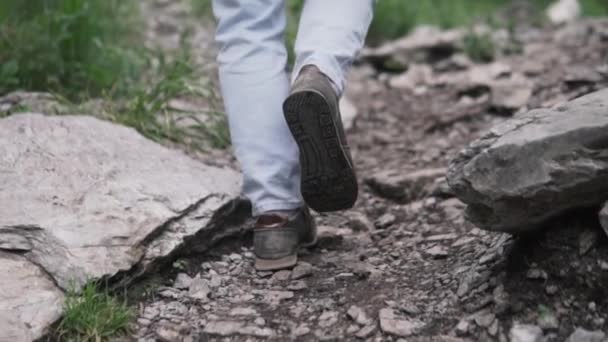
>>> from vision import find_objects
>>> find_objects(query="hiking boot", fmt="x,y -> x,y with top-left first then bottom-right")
283,66 -> 358,212
253,207 -> 317,271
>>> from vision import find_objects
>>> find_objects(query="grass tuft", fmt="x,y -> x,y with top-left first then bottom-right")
54,282 -> 134,341
108,35 -> 230,150
0,0 -> 145,100
463,32 -> 496,63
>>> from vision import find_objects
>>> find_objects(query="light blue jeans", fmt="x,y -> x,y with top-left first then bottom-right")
212,0 -> 374,216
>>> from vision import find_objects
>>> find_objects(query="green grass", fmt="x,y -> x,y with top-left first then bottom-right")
54,282 -> 134,341
0,0 -> 145,100
0,0 -> 230,151
581,0 -> 608,16
107,37 -> 231,150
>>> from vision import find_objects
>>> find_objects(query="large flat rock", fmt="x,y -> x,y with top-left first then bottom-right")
0,113 -> 243,339
447,89 -> 608,232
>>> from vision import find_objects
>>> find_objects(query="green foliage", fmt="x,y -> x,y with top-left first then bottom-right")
0,0 -> 145,100
54,282 -> 133,341
463,32 -> 496,63
191,0 -> 213,18
367,0 -> 512,45
581,0 -> 608,16
109,41 -> 231,150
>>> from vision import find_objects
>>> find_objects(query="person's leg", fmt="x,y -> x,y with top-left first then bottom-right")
282,0 -> 374,212
212,0 -> 303,216
293,0 -> 375,95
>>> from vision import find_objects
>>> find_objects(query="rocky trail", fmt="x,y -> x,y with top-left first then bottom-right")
1,1 -> 608,342
131,6 -> 608,342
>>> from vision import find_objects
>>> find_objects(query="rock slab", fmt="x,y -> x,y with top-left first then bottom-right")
448,89 -> 608,232
0,113 -> 243,339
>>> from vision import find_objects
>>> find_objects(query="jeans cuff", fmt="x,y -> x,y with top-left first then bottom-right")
253,200 -> 304,217
292,54 -> 345,96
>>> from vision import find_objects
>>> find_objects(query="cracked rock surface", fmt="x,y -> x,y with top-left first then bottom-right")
0,114 -> 243,340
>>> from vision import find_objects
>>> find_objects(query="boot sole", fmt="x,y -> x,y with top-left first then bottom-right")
283,90 -> 358,212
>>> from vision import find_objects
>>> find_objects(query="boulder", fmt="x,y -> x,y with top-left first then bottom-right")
0,113 -> 244,338
547,0 -> 581,24
447,89 -> 608,232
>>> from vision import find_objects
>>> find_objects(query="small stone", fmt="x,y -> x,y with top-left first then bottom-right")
188,277 -> 211,300
425,245 -> 449,259
318,311 -> 339,328
579,228 -> 600,255
209,274 -> 222,288
566,328 -> 605,342
399,303 -> 421,315
347,324 -> 360,334
509,323 -> 544,342
545,285 -> 558,296
455,319 -> 470,336
272,270 -> 292,282
252,289 -> 294,304
293,324 -> 311,337
475,313 -> 496,328
173,273 -> 193,289
254,318 -> 266,326
229,307 -> 258,317
288,280 -> 309,291
526,269 -> 548,280
488,319 -> 499,336
356,324 -> 377,339
229,253 -> 242,262
347,212 -> 374,232
203,321 -> 274,338
292,262 -> 314,280
379,308 -> 424,337
156,326 -> 181,342
137,318 -> 152,326
347,305 -> 373,326
375,213 -> 396,229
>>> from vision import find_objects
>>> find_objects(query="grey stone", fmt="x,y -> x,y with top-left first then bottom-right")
599,203 -> 608,238
448,89 -> 608,232
475,313 -> 496,328
229,307 -> 258,317
347,305 -> 373,326
0,252 -> 64,340
455,319 -> 470,336
0,114 -> 243,338
566,328 -> 605,342
173,273 -> 193,289
340,96 -> 358,131
356,324 -> 377,339
0,308 -> 34,342
347,212 -> 374,232
292,262 -> 314,280
188,277 -> 211,301
203,321 -> 274,337
425,245 -> 449,259
271,270 -> 292,282
366,168 -> 446,203
318,310 -> 340,328
156,326 -> 182,342
379,308 -> 425,337
509,324 -> 544,342
287,280 -> 309,291
362,26 -> 466,68
547,0 -> 581,24
375,213 -> 397,229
